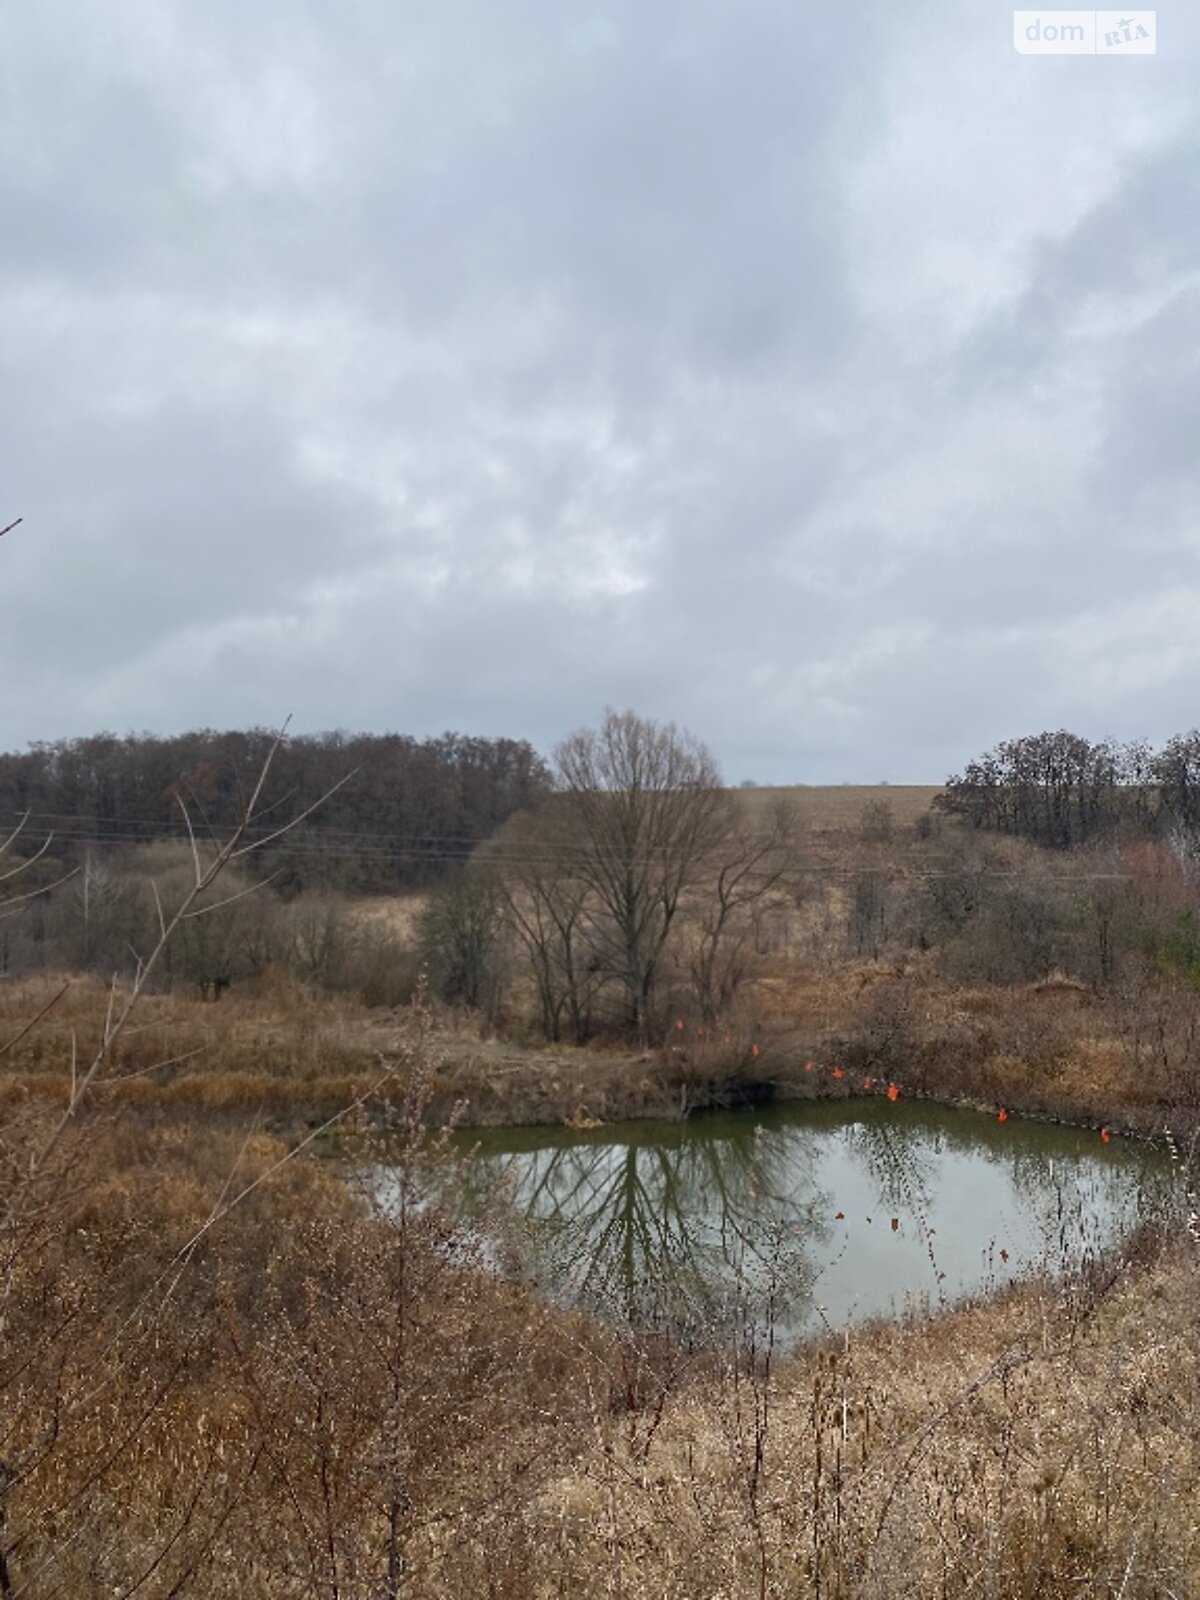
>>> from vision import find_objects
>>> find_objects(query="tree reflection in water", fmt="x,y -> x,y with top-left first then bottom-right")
456,1119 -> 832,1339
846,1119 -> 937,1217
845,1109 -> 1168,1286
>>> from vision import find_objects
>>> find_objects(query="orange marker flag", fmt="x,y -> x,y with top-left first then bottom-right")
998,1108 -> 1008,1124
805,1061 -> 814,1073
1100,1127 -> 1112,1143
676,1019 -> 685,1031
832,1067 -> 844,1080
887,1084 -> 900,1102
751,1042 -> 761,1058
863,1077 -> 874,1091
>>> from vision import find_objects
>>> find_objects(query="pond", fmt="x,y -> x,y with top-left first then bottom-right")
430,1099 -> 1170,1346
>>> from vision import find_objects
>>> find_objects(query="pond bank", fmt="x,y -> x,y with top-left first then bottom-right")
421,1045 -> 1181,1151
1,966 -> 1193,1146
425,965 -> 1200,1144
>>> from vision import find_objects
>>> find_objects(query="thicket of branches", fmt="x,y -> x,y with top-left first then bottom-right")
937,728 -> 1200,848
0,728 -> 601,1599
0,728 -> 550,894
0,839 -> 420,1005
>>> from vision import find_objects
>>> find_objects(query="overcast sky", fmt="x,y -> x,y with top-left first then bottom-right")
1,2 -> 1196,782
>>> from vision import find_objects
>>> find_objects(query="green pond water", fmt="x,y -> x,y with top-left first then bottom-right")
431,1099 -> 1170,1345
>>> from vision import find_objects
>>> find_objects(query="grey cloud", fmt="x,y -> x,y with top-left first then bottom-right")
1,0 -> 1199,781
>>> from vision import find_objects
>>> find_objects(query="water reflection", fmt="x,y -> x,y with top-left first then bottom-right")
846,1118 -> 937,1217
429,1101 -> 1168,1345
450,1119 -> 833,1338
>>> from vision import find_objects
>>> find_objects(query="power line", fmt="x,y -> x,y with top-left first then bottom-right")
0,824 -> 1146,881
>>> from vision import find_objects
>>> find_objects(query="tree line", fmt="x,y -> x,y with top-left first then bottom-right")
0,710 -> 798,1045
936,729 -> 1200,849
0,728 -> 551,892
6,710 -> 1200,1040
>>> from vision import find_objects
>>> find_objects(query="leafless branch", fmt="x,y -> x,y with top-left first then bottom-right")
179,867 -> 284,921
229,767 -> 359,859
0,983 -> 70,1060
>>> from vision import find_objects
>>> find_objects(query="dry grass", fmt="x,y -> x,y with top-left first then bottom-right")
346,889 -> 429,940
4,955 -> 1198,1139
0,974 -> 718,1126
0,973 -> 380,1111
745,958 -> 1200,1138
529,1236 -> 1200,1599
3,1096 -> 1198,1598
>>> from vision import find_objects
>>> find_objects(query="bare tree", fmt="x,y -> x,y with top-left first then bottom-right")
553,710 -> 731,1044
859,798 -> 895,844
848,868 -> 888,961
417,863 -> 506,1014
1158,732 -> 1200,842
687,797 -> 797,1026
491,804 -> 607,1043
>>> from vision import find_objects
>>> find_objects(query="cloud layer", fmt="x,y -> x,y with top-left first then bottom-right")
2,0 -> 1197,780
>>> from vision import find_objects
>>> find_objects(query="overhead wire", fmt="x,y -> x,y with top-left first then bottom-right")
0,818 -> 1145,881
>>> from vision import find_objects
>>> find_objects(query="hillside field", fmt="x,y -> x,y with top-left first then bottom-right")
737,783 -> 944,828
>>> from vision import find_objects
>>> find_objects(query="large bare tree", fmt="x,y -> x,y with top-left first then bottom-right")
553,709 -> 731,1044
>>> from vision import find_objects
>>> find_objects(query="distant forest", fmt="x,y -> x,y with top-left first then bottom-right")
5,723 -> 1200,903
0,729 -> 551,893
937,729 -> 1200,849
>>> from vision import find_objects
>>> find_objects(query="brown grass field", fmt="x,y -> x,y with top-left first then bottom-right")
737,784 -> 944,829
